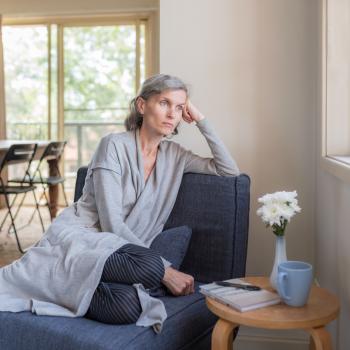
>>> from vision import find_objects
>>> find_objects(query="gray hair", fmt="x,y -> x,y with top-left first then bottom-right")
124,74 -> 189,135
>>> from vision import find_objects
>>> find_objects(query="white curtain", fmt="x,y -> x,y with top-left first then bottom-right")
0,14 -> 6,139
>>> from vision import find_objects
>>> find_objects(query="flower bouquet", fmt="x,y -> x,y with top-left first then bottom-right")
256,190 -> 301,289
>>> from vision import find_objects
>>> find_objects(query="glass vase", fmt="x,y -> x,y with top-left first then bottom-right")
270,235 -> 287,290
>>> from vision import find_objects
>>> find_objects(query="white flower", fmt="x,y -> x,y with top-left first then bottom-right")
257,203 -> 283,226
256,190 -> 301,235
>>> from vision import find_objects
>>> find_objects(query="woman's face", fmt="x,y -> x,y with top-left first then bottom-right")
137,89 -> 187,137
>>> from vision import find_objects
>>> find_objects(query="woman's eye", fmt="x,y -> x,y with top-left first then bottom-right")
160,100 -> 167,106
177,106 -> 183,111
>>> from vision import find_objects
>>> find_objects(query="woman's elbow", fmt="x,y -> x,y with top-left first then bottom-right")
216,162 -> 240,177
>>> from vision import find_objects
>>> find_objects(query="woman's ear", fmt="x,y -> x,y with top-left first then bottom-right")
136,97 -> 146,115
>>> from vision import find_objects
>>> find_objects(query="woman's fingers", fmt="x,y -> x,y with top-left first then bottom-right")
184,275 -> 194,295
184,99 -> 205,122
189,276 -> 195,293
184,281 -> 191,295
161,267 -> 195,296
190,278 -> 195,293
182,107 -> 193,123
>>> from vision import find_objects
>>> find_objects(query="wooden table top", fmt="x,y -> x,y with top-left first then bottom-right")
0,140 -> 50,151
206,276 -> 340,330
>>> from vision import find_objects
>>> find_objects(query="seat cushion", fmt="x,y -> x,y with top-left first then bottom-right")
150,225 -> 192,270
0,282 -> 217,350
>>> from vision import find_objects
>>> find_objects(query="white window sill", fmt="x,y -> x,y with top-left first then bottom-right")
320,156 -> 350,184
330,155 -> 350,165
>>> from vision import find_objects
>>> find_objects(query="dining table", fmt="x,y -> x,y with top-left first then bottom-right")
0,140 -> 61,218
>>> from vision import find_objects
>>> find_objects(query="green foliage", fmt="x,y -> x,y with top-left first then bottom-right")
3,26 -> 48,129
64,25 -> 136,121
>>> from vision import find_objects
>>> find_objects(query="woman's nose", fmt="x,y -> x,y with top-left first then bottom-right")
168,106 -> 180,119
167,107 -> 176,118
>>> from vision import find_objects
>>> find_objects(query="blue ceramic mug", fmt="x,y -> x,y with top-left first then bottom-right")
276,261 -> 313,307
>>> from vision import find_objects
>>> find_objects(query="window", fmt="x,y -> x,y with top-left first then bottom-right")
321,0 -> 350,182
3,14 -> 154,192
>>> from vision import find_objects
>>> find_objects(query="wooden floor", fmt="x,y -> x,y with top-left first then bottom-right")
0,206 -> 61,267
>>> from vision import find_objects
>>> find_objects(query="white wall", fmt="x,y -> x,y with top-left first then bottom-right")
160,0 -> 317,348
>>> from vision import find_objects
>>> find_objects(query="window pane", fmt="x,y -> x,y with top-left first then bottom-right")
140,23 -> 146,85
326,0 -> 350,157
63,25 -> 136,122
63,25 -> 139,180
3,25 -> 48,140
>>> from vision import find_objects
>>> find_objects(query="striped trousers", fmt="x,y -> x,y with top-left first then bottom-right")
85,243 -> 165,324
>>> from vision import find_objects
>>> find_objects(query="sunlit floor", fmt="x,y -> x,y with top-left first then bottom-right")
0,206 -> 65,267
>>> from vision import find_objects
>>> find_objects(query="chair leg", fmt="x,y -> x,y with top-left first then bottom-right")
31,189 -> 45,233
9,192 -> 28,225
61,182 -> 69,206
0,194 -> 18,231
3,193 -> 26,254
27,188 -> 46,225
6,192 -> 30,235
42,185 -> 54,221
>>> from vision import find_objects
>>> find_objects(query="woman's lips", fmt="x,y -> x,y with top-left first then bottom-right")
163,122 -> 173,128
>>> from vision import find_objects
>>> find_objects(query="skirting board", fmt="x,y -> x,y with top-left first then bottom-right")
234,326 -> 309,350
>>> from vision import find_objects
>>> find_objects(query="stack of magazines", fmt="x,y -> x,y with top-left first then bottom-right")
200,278 -> 281,312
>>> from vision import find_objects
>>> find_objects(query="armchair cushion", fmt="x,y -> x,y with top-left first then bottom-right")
150,225 -> 192,270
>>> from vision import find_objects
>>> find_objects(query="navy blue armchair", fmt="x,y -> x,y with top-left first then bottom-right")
0,168 -> 250,350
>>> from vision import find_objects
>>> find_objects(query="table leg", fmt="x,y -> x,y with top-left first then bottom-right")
48,158 -> 59,218
307,327 -> 332,350
0,167 -> 7,208
211,319 -> 238,350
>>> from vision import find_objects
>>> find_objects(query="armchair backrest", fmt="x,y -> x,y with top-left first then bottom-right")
74,167 -> 250,283
164,173 -> 250,283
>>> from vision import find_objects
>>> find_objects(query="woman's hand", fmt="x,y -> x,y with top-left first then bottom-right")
182,100 -> 205,124
162,266 -> 195,296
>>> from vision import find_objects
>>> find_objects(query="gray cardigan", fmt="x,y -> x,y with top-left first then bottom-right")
0,118 -> 239,333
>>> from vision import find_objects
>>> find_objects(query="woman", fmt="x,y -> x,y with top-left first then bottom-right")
0,74 -> 239,333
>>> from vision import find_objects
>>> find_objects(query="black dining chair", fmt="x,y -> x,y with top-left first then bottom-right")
0,143 -> 45,253
11,141 -> 69,222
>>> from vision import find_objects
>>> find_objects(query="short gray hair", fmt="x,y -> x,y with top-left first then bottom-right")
124,74 -> 189,134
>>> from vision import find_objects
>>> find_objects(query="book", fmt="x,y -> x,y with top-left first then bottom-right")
199,278 -> 281,312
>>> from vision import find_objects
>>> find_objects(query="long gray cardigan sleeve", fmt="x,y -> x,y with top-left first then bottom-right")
182,118 -> 240,175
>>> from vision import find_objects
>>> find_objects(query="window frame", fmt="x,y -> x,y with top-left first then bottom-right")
320,0 -> 350,183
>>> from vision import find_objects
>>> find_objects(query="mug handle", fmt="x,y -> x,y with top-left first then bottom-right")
277,272 -> 291,300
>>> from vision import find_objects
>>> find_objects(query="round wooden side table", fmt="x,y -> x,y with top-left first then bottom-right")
206,276 -> 340,350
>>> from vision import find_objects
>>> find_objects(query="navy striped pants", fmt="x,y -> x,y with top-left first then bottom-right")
85,243 -> 165,324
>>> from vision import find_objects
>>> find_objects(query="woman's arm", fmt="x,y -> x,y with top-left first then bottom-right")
92,167 -> 172,268
181,101 -> 240,176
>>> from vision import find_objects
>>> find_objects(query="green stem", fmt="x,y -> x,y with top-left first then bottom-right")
272,219 -> 288,236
